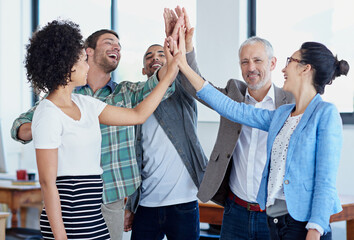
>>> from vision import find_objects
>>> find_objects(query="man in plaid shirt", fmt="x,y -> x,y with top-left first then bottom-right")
11,29 -> 174,240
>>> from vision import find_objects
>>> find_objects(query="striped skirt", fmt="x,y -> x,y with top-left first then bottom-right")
40,175 -> 110,240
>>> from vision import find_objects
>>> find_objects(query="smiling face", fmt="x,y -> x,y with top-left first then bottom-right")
282,50 -> 304,93
239,42 -> 276,91
71,49 -> 89,87
89,33 -> 121,73
142,45 -> 166,78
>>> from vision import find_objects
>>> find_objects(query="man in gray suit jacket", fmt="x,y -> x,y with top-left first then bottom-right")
194,37 -> 294,239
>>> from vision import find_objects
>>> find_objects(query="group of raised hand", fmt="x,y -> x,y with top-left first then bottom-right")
163,6 -> 194,53
162,6 -> 205,91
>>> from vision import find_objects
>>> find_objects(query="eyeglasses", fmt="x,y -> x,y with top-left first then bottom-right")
286,57 -> 305,67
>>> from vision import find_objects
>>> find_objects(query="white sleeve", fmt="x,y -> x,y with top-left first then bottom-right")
32,104 -> 62,149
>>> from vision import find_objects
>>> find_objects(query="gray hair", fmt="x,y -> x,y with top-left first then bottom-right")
239,36 -> 274,59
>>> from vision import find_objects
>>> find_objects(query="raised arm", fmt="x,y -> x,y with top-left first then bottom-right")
99,39 -> 179,126
157,8 -> 184,81
162,7 -> 202,99
174,28 -> 205,92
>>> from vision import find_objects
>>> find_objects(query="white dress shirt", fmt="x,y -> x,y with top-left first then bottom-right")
229,84 -> 275,203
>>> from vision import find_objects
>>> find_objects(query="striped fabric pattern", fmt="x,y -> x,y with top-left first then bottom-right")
40,175 -> 110,240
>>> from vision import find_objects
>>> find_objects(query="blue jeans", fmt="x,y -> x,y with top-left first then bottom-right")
131,200 -> 200,240
267,214 -> 332,240
220,197 -> 270,240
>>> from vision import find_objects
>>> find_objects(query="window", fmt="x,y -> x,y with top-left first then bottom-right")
39,0 -> 111,40
257,0 -> 354,113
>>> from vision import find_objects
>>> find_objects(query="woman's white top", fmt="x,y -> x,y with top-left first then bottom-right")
32,94 -> 107,176
266,113 -> 303,207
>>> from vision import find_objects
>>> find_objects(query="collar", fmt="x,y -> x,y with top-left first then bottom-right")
245,83 -> 275,104
75,79 -> 117,92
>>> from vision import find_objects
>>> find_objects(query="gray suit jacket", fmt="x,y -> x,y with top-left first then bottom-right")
197,79 -> 294,206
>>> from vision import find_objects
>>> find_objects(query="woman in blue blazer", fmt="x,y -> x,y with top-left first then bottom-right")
173,28 -> 349,240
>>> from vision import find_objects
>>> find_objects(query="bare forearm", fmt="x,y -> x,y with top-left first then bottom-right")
179,62 -> 205,92
132,78 -> 172,123
41,183 -> 67,239
99,77 -> 172,126
17,123 -> 32,141
306,229 -> 321,240
36,149 -> 65,239
157,64 -> 168,82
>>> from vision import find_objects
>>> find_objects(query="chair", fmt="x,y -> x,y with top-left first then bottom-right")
5,228 -> 43,240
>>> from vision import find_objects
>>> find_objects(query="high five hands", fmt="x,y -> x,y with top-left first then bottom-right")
163,6 -> 193,72
164,6 -> 205,92
163,6 -> 194,54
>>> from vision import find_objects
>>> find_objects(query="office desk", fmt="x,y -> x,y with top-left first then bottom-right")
199,195 -> 354,240
0,212 -> 9,240
0,180 -> 42,228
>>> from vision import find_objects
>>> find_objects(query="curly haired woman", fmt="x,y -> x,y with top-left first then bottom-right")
26,20 -> 178,240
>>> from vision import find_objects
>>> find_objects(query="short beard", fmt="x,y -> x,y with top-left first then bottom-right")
94,52 -> 118,73
247,78 -> 268,91
99,60 -> 118,73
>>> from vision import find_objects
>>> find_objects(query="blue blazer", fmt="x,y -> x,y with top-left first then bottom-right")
197,84 -> 343,232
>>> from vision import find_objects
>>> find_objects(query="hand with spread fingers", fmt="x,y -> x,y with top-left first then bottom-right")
163,7 -> 184,52
175,6 -> 195,52
163,36 -> 180,83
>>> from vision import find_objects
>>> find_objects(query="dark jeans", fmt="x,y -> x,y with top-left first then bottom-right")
131,200 -> 199,240
220,197 -> 270,240
267,214 -> 332,240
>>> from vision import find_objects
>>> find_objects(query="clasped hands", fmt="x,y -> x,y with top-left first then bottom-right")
163,6 -> 193,75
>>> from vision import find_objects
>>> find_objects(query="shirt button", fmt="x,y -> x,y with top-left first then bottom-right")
284,180 -> 289,185
273,218 -> 278,224
227,154 -> 231,158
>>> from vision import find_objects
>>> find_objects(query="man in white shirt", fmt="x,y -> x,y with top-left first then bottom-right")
124,42 -> 208,240
196,36 -> 294,239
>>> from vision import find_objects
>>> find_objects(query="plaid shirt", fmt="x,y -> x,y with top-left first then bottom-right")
11,73 -> 174,203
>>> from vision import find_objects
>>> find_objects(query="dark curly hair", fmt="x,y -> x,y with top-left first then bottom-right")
25,20 -> 84,93
300,42 -> 350,94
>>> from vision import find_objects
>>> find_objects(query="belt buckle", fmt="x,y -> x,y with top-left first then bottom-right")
247,203 -> 252,211
247,202 -> 257,211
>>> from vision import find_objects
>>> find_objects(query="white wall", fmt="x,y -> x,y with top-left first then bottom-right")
196,0 -> 247,122
0,0 -> 35,175
337,125 -> 354,195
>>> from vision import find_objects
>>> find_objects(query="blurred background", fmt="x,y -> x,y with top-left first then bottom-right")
0,0 -> 353,239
